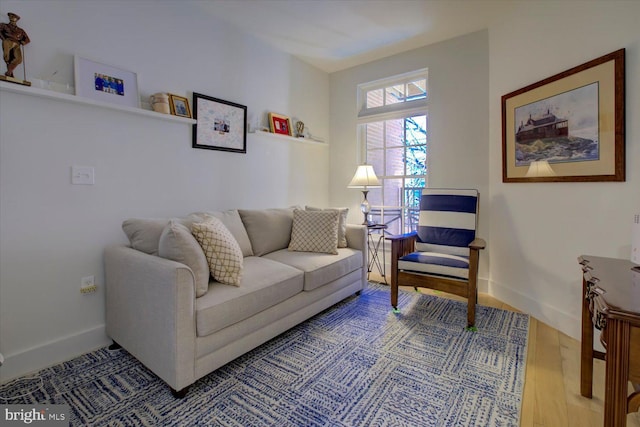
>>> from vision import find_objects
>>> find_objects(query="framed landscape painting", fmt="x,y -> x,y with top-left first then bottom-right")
502,49 -> 625,182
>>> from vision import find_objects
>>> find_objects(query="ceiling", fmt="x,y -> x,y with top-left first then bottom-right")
199,0 -> 509,73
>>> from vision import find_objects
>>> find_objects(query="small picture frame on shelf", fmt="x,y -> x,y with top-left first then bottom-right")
169,94 -> 191,118
268,112 -> 292,136
74,56 -> 139,108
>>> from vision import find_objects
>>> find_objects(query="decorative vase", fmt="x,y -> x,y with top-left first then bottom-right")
150,93 -> 170,114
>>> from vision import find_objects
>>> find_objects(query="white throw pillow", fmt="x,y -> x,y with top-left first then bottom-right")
192,217 -> 244,286
158,220 -> 210,297
305,206 -> 349,248
288,209 -> 339,254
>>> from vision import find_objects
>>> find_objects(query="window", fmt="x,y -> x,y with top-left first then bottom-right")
357,69 -> 428,235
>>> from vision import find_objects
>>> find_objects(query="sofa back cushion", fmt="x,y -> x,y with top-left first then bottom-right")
122,210 -> 252,257
238,208 -> 295,256
122,218 -> 170,255
190,210 -> 253,257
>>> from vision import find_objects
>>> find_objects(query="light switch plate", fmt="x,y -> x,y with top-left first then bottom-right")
71,166 -> 95,185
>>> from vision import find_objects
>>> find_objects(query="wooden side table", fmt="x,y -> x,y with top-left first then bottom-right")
578,255 -> 640,427
367,224 -> 388,284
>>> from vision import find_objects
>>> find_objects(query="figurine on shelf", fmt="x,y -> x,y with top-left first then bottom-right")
296,120 -> 305,138
0,12 -> 31,85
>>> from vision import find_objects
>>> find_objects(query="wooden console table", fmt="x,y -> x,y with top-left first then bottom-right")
578,255 -> 640,427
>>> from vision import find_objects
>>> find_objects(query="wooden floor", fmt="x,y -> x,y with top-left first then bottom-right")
369,275 -> 640,427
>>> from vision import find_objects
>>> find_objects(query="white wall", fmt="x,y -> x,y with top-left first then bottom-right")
329,31 -> 490,285
0,1 -> 330,381
488,1 -> 640,339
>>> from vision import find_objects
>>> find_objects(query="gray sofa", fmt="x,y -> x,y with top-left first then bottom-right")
104,207 -> 367,397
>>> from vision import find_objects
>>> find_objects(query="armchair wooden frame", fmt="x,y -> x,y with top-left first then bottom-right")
387,233 -> 486,327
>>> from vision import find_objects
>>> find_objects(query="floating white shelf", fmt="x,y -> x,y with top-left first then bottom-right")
0,80 -> 196,125
252,129 -> 326,145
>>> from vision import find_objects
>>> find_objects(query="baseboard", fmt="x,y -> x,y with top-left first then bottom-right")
488,280 -> 580,341
477,277 -> 489,293
0,325 -> 110,383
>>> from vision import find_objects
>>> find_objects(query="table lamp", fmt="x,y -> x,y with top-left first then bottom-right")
525,160 -> 556,177
348,164 -> 381,225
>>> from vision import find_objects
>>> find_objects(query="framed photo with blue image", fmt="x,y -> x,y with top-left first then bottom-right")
74,56 -> 139,108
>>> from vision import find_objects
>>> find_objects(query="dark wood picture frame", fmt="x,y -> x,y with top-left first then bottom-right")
192,93 -> 247,153
502,49 -> 625,182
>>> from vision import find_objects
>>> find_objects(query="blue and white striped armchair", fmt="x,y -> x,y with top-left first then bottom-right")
387,188 -> 486,328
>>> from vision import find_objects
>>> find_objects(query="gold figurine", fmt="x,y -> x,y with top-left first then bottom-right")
0,12 -> 31,86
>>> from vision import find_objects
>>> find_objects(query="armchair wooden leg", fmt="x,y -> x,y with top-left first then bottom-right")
391,282 -> 399,310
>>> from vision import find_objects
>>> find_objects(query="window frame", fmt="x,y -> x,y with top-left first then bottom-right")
357,68 -> 429,235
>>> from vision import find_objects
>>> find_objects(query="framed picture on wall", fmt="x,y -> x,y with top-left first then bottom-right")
268,112 -> 292,136
74,56 -> 139,108
168,94 -> 191,118
501,49 -> 625,182
192,93 -> 247,153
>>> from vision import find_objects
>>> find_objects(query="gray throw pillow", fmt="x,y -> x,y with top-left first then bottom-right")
158,220 -> 210,297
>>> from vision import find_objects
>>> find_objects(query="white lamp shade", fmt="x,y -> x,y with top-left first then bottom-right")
348,165 -> 381,188
525,160 -> 556,177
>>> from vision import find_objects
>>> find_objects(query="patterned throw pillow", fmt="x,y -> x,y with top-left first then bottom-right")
305,206 -> 349,247
288,209 -> 339,254
192,217 -> 243,286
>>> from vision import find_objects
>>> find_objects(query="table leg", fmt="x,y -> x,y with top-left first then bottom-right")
603,318 -> 631,427
581,277 -> 594,398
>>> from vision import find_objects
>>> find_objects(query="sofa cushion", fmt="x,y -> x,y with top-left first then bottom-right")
189,210 -> 253,257
264,247 -> 363,291
122,215 -> 203,255
195,256 -> 304,336
238,208 -> 295,256
306,206 -> 349,248
122,218 -> 169,255
158,220 -> 210,297
192,218 -> 244,287
288,209 -> 339,255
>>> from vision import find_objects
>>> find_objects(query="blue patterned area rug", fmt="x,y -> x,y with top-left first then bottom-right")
0,284 -> 529,426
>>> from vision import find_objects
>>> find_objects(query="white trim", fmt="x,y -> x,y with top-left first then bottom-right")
488,279 -> 580,340
357,101 -> 427,124
358,68 -> 428,92
0,325 -> 109,383
357,68 -> 428,120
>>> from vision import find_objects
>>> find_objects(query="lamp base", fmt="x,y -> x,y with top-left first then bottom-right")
362,212 -> 374,226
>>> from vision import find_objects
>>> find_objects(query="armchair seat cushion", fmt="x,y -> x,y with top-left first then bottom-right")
398,252 -> 469,280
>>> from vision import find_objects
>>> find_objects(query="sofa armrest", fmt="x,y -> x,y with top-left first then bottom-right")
104,245 -> 197,391
345,224 -> 367,252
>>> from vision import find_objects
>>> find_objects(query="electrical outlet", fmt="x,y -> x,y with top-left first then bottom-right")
81,275 -> 97,294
